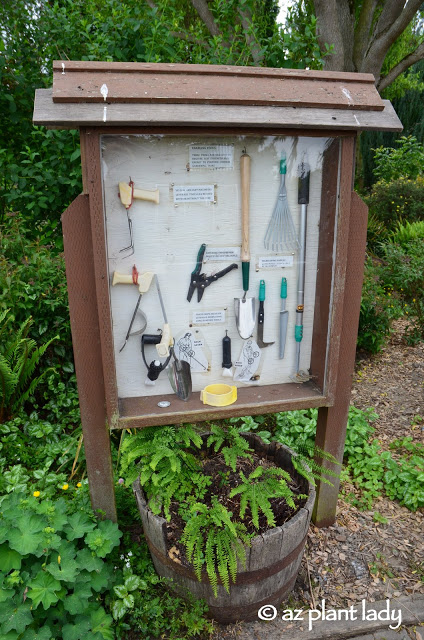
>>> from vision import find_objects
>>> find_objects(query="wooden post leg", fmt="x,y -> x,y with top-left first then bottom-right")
313,192 -> 368,527
62,194 -> 117,522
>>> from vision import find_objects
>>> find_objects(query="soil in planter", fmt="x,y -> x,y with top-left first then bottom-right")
164,450 -> 308,570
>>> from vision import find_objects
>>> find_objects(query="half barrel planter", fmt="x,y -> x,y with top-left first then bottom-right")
133,434 -> 316,624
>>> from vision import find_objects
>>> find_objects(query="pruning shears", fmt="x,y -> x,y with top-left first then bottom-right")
187,244 -> 238,303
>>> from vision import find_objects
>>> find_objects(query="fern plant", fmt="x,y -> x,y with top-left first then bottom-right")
119,423 -> 205,519
229,466 -> 304,529
180,498 -> 252,597
207,424 -> 253,471
0,309 -> 57,422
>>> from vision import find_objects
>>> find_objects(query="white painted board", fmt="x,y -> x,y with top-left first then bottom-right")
101,135 -> 333,399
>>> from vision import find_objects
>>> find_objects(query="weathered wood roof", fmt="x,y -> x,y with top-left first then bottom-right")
33,60 -> 402,132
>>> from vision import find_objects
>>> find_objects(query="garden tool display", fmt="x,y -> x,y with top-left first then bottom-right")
293,162 -> 311,381
264,154 -> 298,253
222,331 -> 233,377
118,178 -> 160,255
257,280 -> 275,348
112,266 -> 154,352
155,276 -> 192,401
141,333 -> 172,386
234,151 -> 256,339
279,277 -> 288,359
187,243 -> 238,302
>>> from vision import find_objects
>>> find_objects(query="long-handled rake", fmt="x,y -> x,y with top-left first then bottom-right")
264,154 -> 298,253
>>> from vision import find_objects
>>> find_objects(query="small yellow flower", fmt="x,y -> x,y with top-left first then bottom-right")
62,484 -> 69,491
58,555 -> 61,565
77,482 -> 82,488
33,491 -> 40,498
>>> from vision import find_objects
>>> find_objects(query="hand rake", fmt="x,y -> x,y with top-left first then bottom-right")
264,154 -> 299,253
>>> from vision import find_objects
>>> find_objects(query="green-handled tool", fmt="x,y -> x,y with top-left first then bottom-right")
257,280 -> 274,348
279,277 -> 288,359
294,162 -> 310,379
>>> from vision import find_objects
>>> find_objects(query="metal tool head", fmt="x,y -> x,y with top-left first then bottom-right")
167,347 -> 192,401
279,310 -> 288,359
234,296 -> 256,340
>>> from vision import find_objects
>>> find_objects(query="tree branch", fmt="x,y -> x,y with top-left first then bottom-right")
364,0 -> 423,76
378,40 -> 424,92
373,0 -> 422,45
170,31 -> 210,48
353,0 -> 379,70
237,5 -> 264,65
190,0 -> 221,38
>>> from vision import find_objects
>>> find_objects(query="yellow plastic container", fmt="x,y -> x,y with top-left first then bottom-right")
200,384 -> 237,407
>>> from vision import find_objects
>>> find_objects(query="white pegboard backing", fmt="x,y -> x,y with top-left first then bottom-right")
100,134 -> 333,399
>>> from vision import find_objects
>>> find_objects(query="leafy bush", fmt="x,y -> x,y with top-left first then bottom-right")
363,175 -> 424,231
108,527 -> 213,639
0,491 -> 121,639
268,406 -> 424,512
389,219 -> 424,248
372,135 -> 424,182
357,258 -> 402,353
0,218 -> 72,371
383,238 -> 424,341
0,129 -> 82,246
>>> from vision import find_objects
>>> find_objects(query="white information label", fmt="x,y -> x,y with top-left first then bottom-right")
258,255 -> 294,268
191,310 -> 226,325
203,247 -> 241,262
189,145 -> 234,169
173,184 -> 215,203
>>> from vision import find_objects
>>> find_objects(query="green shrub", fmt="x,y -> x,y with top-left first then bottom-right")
389,219 -> 424,248
0,218 -> 72,371
363,175 -> 424,231
0,490 -> 121,639
0,129 -> 82,244
383,238 -> 424,341
372,135 -> 424,182
267,406 -> 424,512
357,258 -> 401,353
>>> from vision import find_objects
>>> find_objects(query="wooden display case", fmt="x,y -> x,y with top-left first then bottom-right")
33,61 -> 402,523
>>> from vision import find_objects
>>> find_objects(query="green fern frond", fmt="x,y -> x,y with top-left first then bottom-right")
181,499 -> 251,597
230,466 -> 299,529
0,311 -> 58,421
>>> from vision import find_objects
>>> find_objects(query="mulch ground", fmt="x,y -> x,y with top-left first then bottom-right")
295,319 -> 424,610
213,320 -> 424,637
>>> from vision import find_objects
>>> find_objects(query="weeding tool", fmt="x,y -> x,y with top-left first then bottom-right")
155,276 -> 192,401
293,162 -> 310,381
234,150 -> 256,339
279,277 -> 289,359
112,266 -> 154,352
187,243 -> 238,302
257,280 -> 275,348
264,153 -> 298,253
118,178 -> 160,255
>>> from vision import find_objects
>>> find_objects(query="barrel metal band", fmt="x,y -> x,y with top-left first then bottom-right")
145,530 -> 308,586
